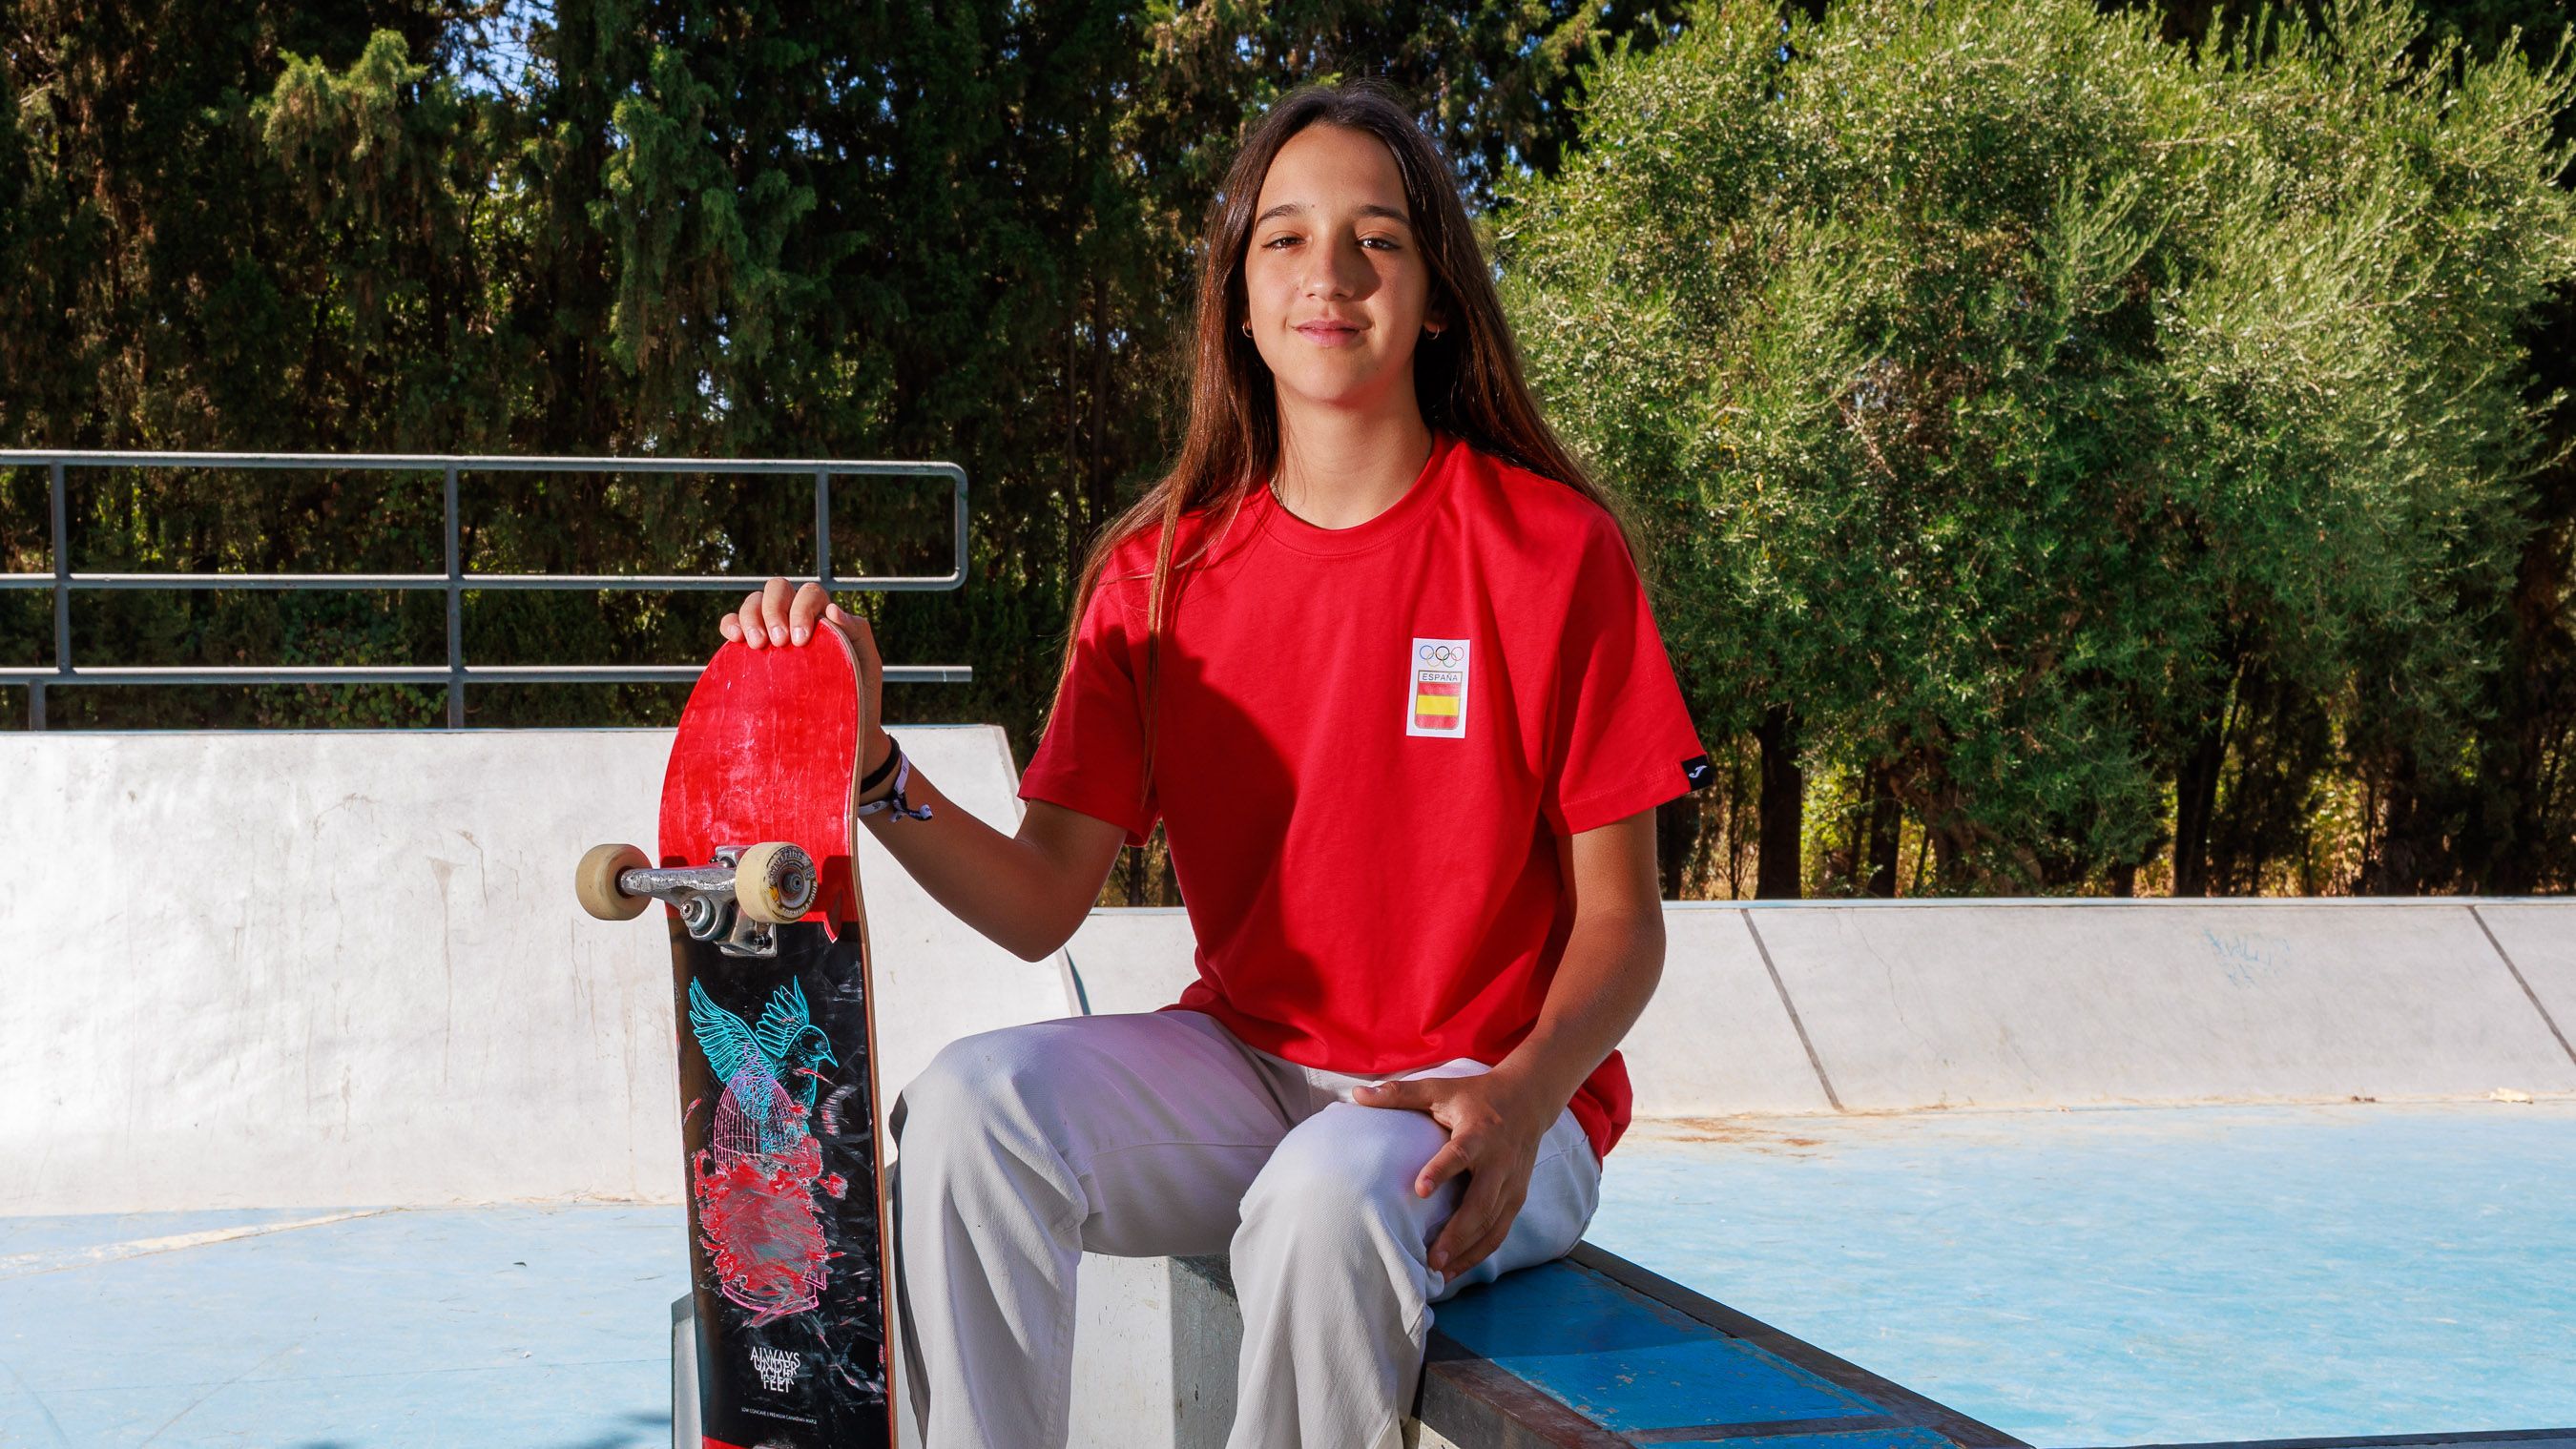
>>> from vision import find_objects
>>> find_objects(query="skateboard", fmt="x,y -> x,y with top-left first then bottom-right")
576,622 -> 896,1449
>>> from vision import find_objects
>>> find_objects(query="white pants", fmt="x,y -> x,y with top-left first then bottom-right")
887,1009 -> 1604,1449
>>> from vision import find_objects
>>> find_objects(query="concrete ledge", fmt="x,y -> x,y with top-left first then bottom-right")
1168,1246 -> 2025,1449
672,1293 -> 697,1449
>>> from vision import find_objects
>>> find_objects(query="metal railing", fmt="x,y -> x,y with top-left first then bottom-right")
0,451 -> 972,729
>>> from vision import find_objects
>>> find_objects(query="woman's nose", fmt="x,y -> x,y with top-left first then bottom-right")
1305,235 -> 1373,300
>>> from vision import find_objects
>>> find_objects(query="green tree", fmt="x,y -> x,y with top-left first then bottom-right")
1500,0 -> 2576,894
15,0 -> 2571,898
1,1 -> 1688,902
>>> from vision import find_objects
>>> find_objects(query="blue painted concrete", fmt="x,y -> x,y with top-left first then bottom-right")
1669,1432 -> 1958,1449
1433,1257 -> 1874,1431
1590,1100 -> 2576,1448
6,1101 -> 2568,1446
0,1205 -> 684,1447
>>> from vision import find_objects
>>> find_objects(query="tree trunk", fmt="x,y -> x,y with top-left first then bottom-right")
1755,705 -> 1805,899
2473,500 -> 2570,895
1862,761 -> 1901,898
2362,761 -> 2434,895
2171,717 -> 2224,896
1654,794 -> 1703,902
1120,843 -> 1147,907
1929,825 -> 1962,890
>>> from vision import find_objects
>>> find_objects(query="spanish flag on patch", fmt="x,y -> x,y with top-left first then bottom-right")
1413,680 -> 1461,731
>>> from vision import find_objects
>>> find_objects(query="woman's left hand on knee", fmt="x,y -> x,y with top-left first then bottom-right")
1352,1070 -> 1557,1278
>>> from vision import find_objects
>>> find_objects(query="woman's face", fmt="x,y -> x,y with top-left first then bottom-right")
1241,123 -> 1443,416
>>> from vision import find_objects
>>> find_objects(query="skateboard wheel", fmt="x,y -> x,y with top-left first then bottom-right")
575,843 -> 653,921
735,841 -> 818,924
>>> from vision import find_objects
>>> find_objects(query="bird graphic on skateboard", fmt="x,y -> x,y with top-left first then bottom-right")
576,619 -> 895,1449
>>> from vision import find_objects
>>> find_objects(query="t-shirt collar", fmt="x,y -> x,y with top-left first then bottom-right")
1256,429 -> 1458,558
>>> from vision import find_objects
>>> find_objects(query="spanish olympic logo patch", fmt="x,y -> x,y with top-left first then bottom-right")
1407,637 -> 1471,739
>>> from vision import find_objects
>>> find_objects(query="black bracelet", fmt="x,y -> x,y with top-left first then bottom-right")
856,744 -> 932,820
858,735 -> 899,794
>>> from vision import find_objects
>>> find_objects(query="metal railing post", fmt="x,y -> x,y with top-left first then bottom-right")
814,470 -> 833,587
46,462 -> 67,731
951,466 -> 970,590
444,465 -> 464,728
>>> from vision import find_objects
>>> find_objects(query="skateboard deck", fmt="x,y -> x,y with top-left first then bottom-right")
577,623 -> 895,1449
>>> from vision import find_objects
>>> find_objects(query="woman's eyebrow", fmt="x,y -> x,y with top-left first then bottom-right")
1254,200 -> 1413,226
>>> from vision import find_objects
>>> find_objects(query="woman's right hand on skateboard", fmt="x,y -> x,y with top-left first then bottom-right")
722,579 -> 893,778
727,582 -> 1122,959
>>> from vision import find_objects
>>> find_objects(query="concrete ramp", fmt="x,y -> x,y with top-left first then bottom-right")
1061,905 -> 1198,1017
1063,906 -> 1839,1118
1624,908 -> 1840,1116
0,727 -> 1073,1215
2478,901 -> 2576,1057
1065,900 -> 2576,1122
9,725 -> 2572,1220
1742,900 -> 2576,1111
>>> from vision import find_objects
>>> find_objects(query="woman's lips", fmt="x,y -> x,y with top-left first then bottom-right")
1295,321 -> 1362,348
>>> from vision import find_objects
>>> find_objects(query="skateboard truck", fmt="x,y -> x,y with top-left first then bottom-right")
575,840 -> 818,959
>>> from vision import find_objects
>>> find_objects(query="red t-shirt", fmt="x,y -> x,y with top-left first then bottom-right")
1015,428 -> 1710,1161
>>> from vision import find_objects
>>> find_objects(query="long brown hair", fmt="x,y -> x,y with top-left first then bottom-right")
1051,78 -> 1650,831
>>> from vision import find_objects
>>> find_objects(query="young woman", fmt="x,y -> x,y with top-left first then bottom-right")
720,79 -> 1708,1449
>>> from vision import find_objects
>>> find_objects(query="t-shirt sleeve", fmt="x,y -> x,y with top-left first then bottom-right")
1017,572 -> 1159,848
1540,513 -> 1712,838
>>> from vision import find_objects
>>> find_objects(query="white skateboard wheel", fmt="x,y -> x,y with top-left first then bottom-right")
575,843 -> 652,921
735,841 -> 818,924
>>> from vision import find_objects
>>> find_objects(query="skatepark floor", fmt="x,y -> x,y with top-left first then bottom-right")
1593,1099 -> 2576,1447
0,1205 -> 681,1448
3,1100 -> 2569,1448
